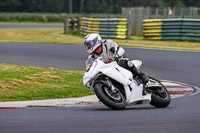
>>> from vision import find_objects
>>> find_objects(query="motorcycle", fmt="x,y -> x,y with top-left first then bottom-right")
83,57 -> 171,110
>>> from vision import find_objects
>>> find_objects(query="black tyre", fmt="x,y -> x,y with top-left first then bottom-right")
147,77 -> 171,108
94,83 -> 126,110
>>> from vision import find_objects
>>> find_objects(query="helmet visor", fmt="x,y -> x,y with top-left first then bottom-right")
84,41 -> 94,50
84,37 -> 98,50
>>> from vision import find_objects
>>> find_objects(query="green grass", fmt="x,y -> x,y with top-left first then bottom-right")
0,28 -> 200,51
0,64 -> 93,102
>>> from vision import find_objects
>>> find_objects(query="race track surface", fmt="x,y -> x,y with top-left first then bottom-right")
0,42 -> 200,133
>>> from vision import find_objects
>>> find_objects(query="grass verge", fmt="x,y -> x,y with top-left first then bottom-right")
0,28 -> 200,51
0,64 -> 93,102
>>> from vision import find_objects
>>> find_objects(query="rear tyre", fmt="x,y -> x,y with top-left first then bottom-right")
148,77 -> 171,108
94,83 -> 126,110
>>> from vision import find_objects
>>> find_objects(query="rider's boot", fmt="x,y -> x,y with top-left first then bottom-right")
137,71 -> 149,84
132,68 -> 149,84
127,61 -> 149,84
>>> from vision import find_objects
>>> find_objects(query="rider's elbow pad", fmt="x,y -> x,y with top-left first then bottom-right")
117,47 -> 125,57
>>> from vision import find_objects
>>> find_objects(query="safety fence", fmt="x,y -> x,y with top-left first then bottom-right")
79,17 -> 129,39
122,7 -> 200,36
143,19 -> 200,41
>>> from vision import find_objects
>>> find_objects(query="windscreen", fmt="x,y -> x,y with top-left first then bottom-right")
85,58 -> 95,72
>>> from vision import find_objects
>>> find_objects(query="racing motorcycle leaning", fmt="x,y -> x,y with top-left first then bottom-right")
83,57 -> 171,110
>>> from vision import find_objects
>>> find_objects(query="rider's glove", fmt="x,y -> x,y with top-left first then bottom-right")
127,60 -> 134,67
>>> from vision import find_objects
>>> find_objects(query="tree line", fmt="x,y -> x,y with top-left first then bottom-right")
0,0 -> 199,13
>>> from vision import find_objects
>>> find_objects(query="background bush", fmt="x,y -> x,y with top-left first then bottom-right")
0,13 -> 121,23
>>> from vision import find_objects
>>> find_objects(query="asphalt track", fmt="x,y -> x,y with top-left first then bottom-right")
0,42 -> 200,133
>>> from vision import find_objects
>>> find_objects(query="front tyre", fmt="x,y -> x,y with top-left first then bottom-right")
147,77 -> 171,108
94,83 -> 126,110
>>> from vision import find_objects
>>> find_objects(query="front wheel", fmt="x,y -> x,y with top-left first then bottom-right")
146,77 -> 171,108
94,83 -> 126,110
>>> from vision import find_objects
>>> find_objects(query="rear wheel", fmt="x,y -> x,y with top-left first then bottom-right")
94,83 -> 126,110
146,77 -> 171,108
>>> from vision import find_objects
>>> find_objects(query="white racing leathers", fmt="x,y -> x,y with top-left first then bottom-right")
88,39 -> 125,62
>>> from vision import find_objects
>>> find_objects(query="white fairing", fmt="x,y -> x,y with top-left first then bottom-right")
83,57 -> 151,106
99,61 -> 133,86
83,59 -> 132,87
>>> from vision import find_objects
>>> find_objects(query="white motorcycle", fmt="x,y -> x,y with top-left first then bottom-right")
83,57 -> 171,110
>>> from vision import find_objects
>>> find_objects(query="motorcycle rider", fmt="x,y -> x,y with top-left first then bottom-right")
84,33 -> 149,84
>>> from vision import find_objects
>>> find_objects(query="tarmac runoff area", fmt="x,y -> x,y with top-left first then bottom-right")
0,80 -> 199,109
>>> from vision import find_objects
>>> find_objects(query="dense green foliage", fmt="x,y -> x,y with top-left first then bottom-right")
0,0 -> 199,13
0,13 -> 121,22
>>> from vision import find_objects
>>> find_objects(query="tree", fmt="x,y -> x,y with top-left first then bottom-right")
80,0 -> 85,12
69,0 -> 73,13
0,0 -> 199,13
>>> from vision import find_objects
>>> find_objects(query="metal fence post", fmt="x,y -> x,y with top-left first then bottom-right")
172,8 -> 176,18
155,8 -> 159,19
127,18 -> 131,39
164,8 -> 168,18
147,7 -> 151,19
64,18 -> 70,34
181,8 -> 185,18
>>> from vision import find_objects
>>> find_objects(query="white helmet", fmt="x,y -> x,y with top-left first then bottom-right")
84,33 -> 102,54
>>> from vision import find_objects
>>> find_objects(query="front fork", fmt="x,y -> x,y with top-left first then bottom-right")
94,77 -> 118,93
